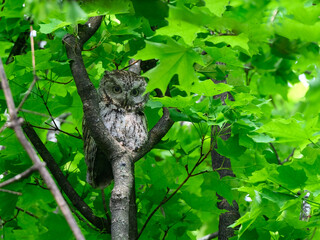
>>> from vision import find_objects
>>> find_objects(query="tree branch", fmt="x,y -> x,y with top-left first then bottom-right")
62,16 -> 174,239
63,16 -> 135,239
0,188 -> 22,195
62,16 -> 123,159
0,58 -> 85,240
133,107 -> 174,162
0,165 -> 37,188
23,123 -> 110,232
137,138 -> 212,239
15,206 -> 39,219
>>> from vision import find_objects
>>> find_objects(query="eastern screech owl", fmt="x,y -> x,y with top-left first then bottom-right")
83,70 -> 149,189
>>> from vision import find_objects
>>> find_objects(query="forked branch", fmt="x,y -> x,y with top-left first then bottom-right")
63,16 -> 174,240
0,58 -> 84,240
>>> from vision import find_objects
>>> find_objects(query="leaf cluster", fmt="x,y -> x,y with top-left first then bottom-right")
0,0 -> 320,239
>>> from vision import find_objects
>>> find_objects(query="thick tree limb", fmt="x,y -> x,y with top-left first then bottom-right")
134,86 -> 174,162
63,16 -> 123,158
23,123 -> 110,232
109,154 -> 136,239
63,16 -> 135,239
63,16 -> 173,239
133,107 -> 174,162
0,58 -> 85,240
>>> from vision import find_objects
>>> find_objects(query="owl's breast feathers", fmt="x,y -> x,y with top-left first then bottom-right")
84,70 -> 148,188
99,102 -> 148,151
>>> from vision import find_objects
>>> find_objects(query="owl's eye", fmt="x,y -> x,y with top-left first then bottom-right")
131,88 -> 140,97
112,85 -> 122,94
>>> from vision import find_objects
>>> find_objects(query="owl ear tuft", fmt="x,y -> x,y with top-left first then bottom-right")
128,59 -> 141,75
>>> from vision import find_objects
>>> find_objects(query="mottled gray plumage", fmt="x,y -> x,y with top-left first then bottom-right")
83,70 -> 148,189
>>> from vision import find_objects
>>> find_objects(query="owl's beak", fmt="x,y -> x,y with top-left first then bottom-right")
122,95 -> 128,108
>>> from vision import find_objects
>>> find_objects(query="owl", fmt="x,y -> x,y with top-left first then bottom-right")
83,70 -> 149,189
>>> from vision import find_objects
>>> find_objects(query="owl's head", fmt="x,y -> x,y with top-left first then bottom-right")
99,70 -> 148,111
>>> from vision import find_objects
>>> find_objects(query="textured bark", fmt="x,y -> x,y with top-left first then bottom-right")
63,16 -> 173,239
129,175 -> 138,239
110,154 -> 136,239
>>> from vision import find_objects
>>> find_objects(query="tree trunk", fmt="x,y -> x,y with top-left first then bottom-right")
110,154 -> 137,239
211,85 -> 239,240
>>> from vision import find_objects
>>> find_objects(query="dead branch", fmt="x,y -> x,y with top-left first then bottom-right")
23,123 -> 111,232
63,16 -> 174,240
0,58 -> 85,240
0,165 -> 37,188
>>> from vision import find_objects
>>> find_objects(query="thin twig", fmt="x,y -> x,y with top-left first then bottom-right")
0,122 -> 8,133
0,165 -> 38,188
0,58 -> 85,240
309,138 -> 320,148
71,208 -> 98,231
20,109 -> 51,118
15,206 -> 39,219
269,143 -> 281,164
121,59 -> 139,71
269,143 -> 295,165
137,188 -> 170,239
0,188 -> 22,195
271,9 -> 279,23
23,123 -> 110,232
162,228 -> 169,240
30,123 -> 82,139
45,77 -> 73,85
190,170 -> 209,177
2,207 -> 20,225
282,148 -> 295,164
21,109 -> 73,124
137,141 -> 213,239
16,26 -> 38,112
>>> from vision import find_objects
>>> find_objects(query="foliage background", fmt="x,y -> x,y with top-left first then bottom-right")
0,0 -> 320,239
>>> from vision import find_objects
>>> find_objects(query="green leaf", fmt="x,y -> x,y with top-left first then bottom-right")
257,117 -> 320,149
190,80 -> 233,96
135,38 -> 202,93
64,1 -> 87,24
201,172 -> 234,203
15,49 -> 52,70
272,165 -> 308,189
205,46 -> 243,67
260,188 -> 296,209
0,192 -> 19,219
156,4 -> 212,45
206,33 -> 250,54
39,19 -> 71,34
206,0 -> 229,17
0,41 -> 14,56
248,133 -> 275,143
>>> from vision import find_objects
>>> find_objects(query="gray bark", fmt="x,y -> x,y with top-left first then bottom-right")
63,16 -> 173,239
